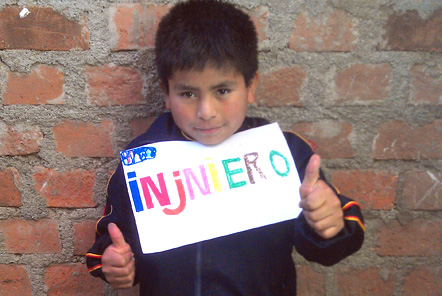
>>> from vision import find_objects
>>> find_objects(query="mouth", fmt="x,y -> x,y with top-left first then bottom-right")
194,126 -> 222,135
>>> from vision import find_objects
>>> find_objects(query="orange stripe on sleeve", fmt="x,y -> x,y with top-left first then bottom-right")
345,216 -> 366,232
88,264 -> 102,273
86,253 -> 103,259
342,201 -> 361,211
282,130 -> 314,151
95,205 -> 113,236
331,185 -> 341,195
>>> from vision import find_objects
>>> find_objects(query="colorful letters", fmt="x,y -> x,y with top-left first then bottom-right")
127,150 -> 291,215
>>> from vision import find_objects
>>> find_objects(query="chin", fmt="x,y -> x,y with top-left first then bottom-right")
196,136 -> 227,146
198,139 -> 223,146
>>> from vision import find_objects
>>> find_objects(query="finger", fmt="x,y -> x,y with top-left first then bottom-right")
316,224 -> 343,240
299,180 -> 328,210
110,278 -> 135,290
105,271 -> 135,290
302,154 -> 321,189
108,223 -> 128,251
104,250 -> 134,267
305,214 -> 335,235
300,180 -> 338,211
304,208 -> 344,239
104,263 -> 134,278
299,154 -> 321,200
104,259 -> 136,289
302,204 -> 332,223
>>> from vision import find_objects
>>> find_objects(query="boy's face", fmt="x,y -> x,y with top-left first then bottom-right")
164,66 -> 258,145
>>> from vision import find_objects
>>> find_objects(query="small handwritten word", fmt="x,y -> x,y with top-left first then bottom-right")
121,146 -> 157,166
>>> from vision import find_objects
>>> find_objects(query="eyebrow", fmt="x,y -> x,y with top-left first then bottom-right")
173,84 -> 199,92
212,81 -> 237,89
173,81 -> 237,92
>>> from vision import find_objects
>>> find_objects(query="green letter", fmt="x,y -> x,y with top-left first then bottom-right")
269,150 -> 290,177
222,158 -> 247,189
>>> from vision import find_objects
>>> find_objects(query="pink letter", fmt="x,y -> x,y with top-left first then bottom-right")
139,173 -> 171,209
183,165 -> 211,200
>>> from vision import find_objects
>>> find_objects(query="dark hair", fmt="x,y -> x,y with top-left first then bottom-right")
155,0 -> 258,91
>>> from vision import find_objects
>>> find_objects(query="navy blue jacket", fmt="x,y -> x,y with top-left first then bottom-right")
87,112 -> 364,295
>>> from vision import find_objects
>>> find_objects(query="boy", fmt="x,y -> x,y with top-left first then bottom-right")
87,1 -> 364,295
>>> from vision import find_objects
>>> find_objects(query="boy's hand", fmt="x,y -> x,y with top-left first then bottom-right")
102,223 -> 135,289
299,154 -> 344,239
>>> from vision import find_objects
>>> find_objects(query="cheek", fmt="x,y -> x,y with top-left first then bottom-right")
230,100 -> 248,116
171,105 -> 194,124
224,105 -> 247,126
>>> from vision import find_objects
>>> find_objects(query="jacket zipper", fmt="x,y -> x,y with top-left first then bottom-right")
195,242 -> 202,296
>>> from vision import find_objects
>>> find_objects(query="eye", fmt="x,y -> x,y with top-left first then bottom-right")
180,92 -> 196,98
216,89 -> 230,95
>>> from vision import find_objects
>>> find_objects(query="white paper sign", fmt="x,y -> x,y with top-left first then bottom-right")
120,123 -> 302,254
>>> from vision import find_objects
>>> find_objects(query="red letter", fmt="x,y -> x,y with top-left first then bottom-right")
163,171 -> 187,215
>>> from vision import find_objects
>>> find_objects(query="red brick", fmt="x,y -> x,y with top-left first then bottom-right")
289,9 -> 357,52
86,64 -> 144,106
376,220 -> 442,256
404,265 -> 442,296
0,168 -> 21,207
256,66 -> 306,107
337,267 -> 396,295
130,117 -> 156,139
410,65 -> 442,105
33,167 -> 96,208
0,122 -> 43,156
0,265 -> 32,296
109,4 -> 170,50
402,170 -> 442,210
0,219 -> 61,254
0,6 -> 89,51
245,6 -> 269,43
4,65 -> 65,105
296,265 -> 325,296
332,170 -> 397,210
291,121 -> 355,159
335,64 -> 392,104
74,220 -> 97,255
378,8 -> 442,52
53,120 -> 114,157
372,120 -> 442,160
45,263 -> 103,296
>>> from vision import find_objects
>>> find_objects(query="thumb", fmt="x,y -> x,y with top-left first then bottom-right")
108,223 -> 128,251
300,154 -> 321,197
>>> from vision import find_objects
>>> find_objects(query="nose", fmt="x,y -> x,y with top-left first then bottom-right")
197,96 -> 217,120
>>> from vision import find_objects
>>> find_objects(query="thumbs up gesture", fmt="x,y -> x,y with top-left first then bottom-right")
102,223 -> 135,289
299,154 -> 344,239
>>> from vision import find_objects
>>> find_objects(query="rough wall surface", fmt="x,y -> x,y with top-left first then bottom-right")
0,0 -> 441,295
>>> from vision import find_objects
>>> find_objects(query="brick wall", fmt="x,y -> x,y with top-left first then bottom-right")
0,1 -> 441,295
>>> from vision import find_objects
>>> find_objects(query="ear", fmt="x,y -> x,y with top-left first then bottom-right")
247,72 -> 259,104
159,80 -> 171,110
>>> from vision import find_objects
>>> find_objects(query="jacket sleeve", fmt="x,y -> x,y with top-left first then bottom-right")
283,131 -> 365,266
86,164 -> 142,283
294,194 -> 365,266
